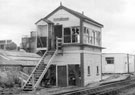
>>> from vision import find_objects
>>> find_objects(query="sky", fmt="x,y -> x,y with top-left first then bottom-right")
0,0 -> 135,53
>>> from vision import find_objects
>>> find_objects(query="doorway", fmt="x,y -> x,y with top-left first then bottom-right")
54,25 -> 62,49
54,25 -> 62,38
57,65 -> 67,87
68,64 -> 81,86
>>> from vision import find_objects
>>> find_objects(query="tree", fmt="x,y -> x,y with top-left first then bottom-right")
6,42 -> 17,50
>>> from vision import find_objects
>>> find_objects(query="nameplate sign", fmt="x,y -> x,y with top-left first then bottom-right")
53,17 -> 69,21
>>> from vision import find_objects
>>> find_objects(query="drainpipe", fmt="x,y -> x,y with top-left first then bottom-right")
127,54 -> 130,74
101,53 -> 103,80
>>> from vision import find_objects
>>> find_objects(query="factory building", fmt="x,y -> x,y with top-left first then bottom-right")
102,53 -> 135,74
22,4 -> 104,90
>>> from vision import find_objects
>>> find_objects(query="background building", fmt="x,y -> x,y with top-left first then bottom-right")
21,31 -> 36,53
0,40 -> 17,50
102,53 -> 135,74
0,50 -> 41,75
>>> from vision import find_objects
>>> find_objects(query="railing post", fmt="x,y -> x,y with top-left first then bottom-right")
32,75 -> 35,91
20,72 -> 23,88
56,37 -> 58,50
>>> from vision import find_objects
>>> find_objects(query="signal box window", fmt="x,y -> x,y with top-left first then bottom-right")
64,27 -> 80,43
64,28 -> 71,43
106,57 -> 114,64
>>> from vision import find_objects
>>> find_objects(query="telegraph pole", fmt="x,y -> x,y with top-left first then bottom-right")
127,54 -> 130,74
134,55 -> 135,72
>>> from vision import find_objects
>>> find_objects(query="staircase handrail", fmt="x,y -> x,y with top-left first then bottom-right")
34,49 -> 58,88
22,49 -> 48,88
18,71 -> 29,83
19,71 -> 29,80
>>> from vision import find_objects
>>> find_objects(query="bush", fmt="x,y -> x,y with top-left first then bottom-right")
0,70 -> 21,88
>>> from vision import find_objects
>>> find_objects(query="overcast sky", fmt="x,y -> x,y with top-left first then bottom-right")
0,0 -> 135,53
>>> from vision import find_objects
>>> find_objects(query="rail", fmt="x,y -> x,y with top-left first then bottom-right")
18,71 -> 29,83
53,77 -> 135,95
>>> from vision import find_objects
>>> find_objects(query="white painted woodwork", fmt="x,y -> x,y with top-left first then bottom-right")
84,53 -> 101,85
37,25 -> 48,37
52,53 -> 80,65
47,9 -> 80,27
83,22 -> 101,31
36,20 -> 48,25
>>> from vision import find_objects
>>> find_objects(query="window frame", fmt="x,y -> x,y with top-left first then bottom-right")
106,57 -> 114,64
63,26 -> 80,44
83,27 -> 101,46
87,66 -> 91,76
96,66 -> 99,76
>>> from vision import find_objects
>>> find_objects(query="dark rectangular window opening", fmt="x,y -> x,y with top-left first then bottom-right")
64,27 -> 80,43
37,37 -> 47,48
88,66 -> 90,76
96,66 -> 99,76
106,57 -> 114,64
64,28 -> 71,43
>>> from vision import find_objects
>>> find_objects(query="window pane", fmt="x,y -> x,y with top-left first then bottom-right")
64,28 -> 71,35
83,35 -> 89,43
64,36 -> 71,43
84,27 -> 87,34
95,31 -> 101,46
72,27 -> 80,43
106,57 -> 114,64
72,35 -> 77,43
92,31 -> 95,45
37,37 -> 47,48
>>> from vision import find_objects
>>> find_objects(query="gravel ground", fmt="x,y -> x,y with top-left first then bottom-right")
118,88 -> 135,95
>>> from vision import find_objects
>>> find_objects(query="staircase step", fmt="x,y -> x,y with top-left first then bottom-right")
34,79 -> 38,82
35,69 -> 44,72
26,84 -> 32,86
23,88 -> 33,91
34,75 -> 41,78
25,86 -> 33,88
34,71 -> 43,74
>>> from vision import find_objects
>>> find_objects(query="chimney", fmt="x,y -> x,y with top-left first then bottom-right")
82,11 -> 84,15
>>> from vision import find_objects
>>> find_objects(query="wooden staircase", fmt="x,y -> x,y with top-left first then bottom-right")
22,38 -> 62,91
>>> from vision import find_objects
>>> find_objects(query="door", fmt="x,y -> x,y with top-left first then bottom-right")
57,66 -> 67,87
54,25 -> 62,49
68,65 -> 81,86
54,25 -> 62,38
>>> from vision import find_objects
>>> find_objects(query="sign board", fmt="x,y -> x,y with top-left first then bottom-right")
53,17 -> 69,21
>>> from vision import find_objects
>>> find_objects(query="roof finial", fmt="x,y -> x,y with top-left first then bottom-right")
60,2 -> 62,6
82,11 -> 84,15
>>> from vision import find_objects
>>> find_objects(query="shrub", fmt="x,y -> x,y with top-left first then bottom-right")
0,70 -> 21,88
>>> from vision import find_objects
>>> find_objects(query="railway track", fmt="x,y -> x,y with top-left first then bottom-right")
53,77 -> 135,95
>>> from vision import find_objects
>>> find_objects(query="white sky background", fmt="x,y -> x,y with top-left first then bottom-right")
0,0 -> 135,53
